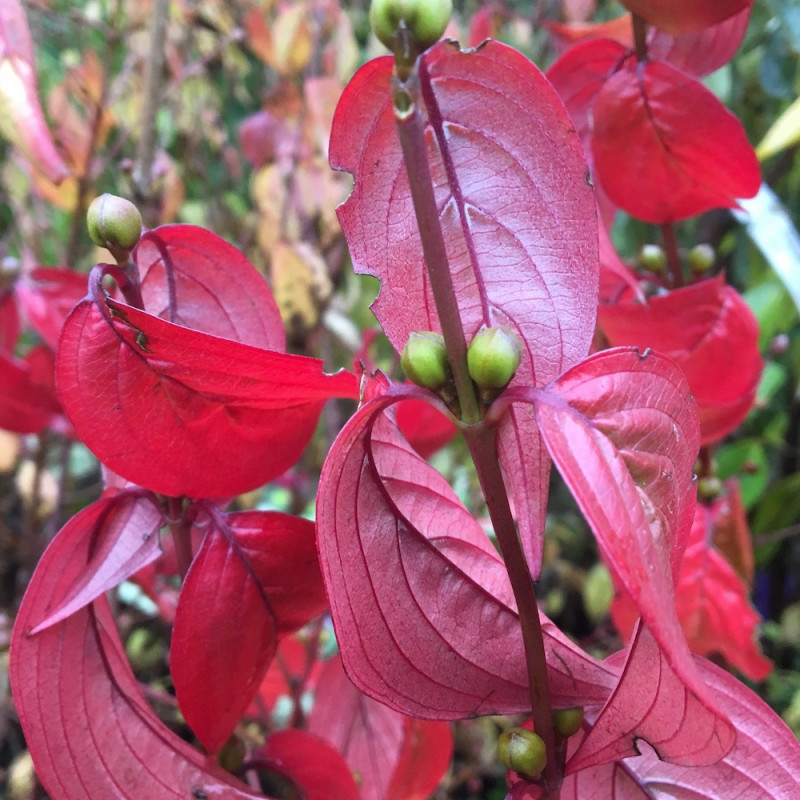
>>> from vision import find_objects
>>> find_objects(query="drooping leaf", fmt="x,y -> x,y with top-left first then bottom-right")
316,383 -> 618,720
0,0 -> 70,183
30,492 -> 163,634
597,276 -> 763,445
9,512 -> 270,799
135,225 -> 285,350
521,348 -> 718,731
309,655 -> 453,800
675,502 -> 772,681
57,292 -> 358,498
617,0 -> 753,36
566,622 -> 734,774
562,658 -> 800,798
648,6 -> 751,77
171,510 -> 325,753
592,59 -> 760,223
0,345 -> 62,433
330,41 -> 598,575
252,729 -> 359,800
15,267 -> 88,351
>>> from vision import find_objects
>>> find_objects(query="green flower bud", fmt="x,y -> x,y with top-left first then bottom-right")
552,707 -> 584,738
87,194 -> 142,252
688,243 -> 715,272
639,243 -> 666,272
401,331 -> 450,390
497,727 -> 547,780
467,327 -> 521,390
370,0 -> 452,52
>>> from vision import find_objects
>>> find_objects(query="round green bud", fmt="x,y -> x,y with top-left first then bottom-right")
467,327 -> 521,390
217,735 -> 246,772
370,0 -> 452,52
497,728 -> 547,780
639,243 -> 666,272
688,243 -> 715,272
401,331 -> 450,390
87,194 -> 142,252
553,707 -> 584,738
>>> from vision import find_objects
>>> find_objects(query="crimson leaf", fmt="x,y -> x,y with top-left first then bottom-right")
57,293 -> 357,497
617,0 -> 753,35
171,510 -> 326,753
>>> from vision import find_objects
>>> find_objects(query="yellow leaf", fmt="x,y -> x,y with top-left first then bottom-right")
756,95 -> 800,161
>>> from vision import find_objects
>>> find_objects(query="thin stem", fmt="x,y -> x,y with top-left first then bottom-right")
166,497 -> 193,580
393,72 -> 482,424
660,222 -> 684,287
132,0 -> 170,205
632,14 -> 649,63
464,425 -> 559,796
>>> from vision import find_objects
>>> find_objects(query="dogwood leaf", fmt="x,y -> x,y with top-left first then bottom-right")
592,60 -> 760,223
598,276 -> 763,445
317,384 -> 618,719
330,40 -> 598,576
617,0 -> 753,35
171,510 -> 326,753
9,507 -> 271,799
57,293 -> 357,498
309,655 -> 453,800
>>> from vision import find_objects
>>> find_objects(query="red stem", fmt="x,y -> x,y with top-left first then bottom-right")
661,222 -> 684,287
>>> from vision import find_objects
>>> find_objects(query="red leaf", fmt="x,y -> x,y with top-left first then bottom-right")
648,6 -> 751,77
566,621 -> 734,774
394,397 -> 457,458
710,478 -> 754,585
0,289 -> 20,350
57,293 -> 357,497
171,510 -> 325,753
254,729 -> 359,800
563,659 -> 800,798
0,0 -> 70,183
135,225 -> 285,350
592,60 -> 760,223
30,492 -> 163,634
15,267 -> 87,351
309,656 -> 453,800
525,348 -> 718,730
597,276 -> 763,445
317,385 -> 618,719
675,503 -> 772,681
0,345 -> 62,433
9,518 -> 269,798
331,42 -> 598,574
545,15 -> 634,52
618,0 -> 752,36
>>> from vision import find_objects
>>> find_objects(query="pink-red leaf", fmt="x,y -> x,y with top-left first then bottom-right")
648,6 -> 751,77
394,397 -> 457,458
135,225 -> 285,350
675,503 -> 772,681
525,348 -> 723,741
15,267 -> 88,351
566,622 -> 733,774
618,0 -> 752,35
331,41 -> 598,575
30,492 -> 163,634
592,60 -> 760,223
562,659 -> 800,798
253,730 -> 359,800
0,345 -> 62,433
9,517 -> 269,799
598,276 -> 763,445
0,0 -> 70,183
171,510 -> 325,753
317,384 -> 618,719
309,655 -> 453,800
57,294 -> 357,497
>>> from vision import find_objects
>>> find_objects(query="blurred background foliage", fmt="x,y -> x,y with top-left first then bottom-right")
1,1 -> 800,797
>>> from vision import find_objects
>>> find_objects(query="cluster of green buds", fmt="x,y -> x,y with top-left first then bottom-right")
401,325 -> 522,413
